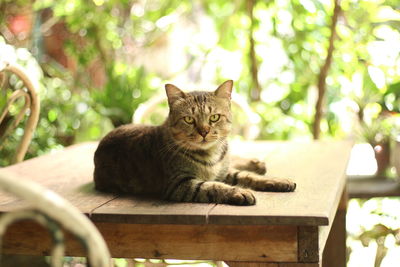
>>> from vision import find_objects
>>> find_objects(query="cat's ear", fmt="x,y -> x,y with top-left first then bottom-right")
214,80 -> 233,99
165,84 -> 186,106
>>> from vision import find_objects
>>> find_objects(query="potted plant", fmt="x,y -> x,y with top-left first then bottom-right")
360,118 -> 393,176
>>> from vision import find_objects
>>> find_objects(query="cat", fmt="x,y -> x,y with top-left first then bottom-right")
93,80 -> 296,205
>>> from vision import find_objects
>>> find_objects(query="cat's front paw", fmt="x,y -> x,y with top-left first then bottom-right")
273,178 -> 296,192
248,159 -> 267,175
255,178 -> 296,192
226,187 -> 256,206
231,157 -> 267,175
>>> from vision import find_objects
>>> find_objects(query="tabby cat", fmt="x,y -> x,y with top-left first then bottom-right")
94,80 -> 296,205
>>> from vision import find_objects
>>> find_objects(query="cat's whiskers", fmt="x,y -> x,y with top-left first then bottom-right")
159,140 -> 182,159
215,138 -> 228,154
170,139 -> 196,160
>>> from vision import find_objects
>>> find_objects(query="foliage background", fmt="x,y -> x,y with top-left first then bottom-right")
1,0 -> 400,160
1,0 -> 400,266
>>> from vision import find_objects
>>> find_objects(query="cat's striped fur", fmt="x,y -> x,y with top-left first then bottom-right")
94,80 -> 296,205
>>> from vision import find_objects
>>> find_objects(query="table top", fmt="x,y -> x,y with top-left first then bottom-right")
0,140 -> 353,227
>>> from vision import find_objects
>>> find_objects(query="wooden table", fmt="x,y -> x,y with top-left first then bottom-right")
348,175 -> 400,198
0,140 -> 353,267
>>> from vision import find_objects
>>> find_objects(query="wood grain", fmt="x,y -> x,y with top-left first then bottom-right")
0,142 -> 116,215
2,221 -> 85,256
0,141 -> 352,227
298,226 -> 319,263
226,262 -> 320,267
280,264 -> 320,267
226,262 -> 278,267
0,140 -> 353,264
92,141 -> 353,226
90,195 -> 215,225
207,141 -> 353,226
3,221 -> 298,262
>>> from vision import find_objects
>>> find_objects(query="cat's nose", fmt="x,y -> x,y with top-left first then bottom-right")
197,126 -> 210,138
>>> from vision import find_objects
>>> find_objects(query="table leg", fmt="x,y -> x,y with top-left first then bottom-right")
322,188 -> 348,267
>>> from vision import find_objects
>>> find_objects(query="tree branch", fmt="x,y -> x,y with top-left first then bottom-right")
247,0 -> 262,102
312,0 -> 341,139
92,24 -> 110,67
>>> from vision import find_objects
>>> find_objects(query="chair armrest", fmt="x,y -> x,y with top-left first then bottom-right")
0,170 -> 111,267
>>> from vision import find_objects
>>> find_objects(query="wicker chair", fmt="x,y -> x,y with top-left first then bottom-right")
0,61 -> 40,163
0,171 -> 111,267
0,61 -> 111,266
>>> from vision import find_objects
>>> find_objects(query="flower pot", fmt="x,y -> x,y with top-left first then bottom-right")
393,138 -> 400,179
373,142 -> 390,176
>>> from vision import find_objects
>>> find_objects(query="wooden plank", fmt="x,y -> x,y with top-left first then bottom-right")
0,142 -> 116,215
225,262 -> 278,267
206,191 -> 328,226
225,262 -> 320,267
279,262 -> 321,267
96,223 -> 298,262
2,221 -> 85,256
91,195 -> 215,225
280,264 -> 320,267
208,141 -> 353,226
1,142 -> 213,224
3,221 -> 298,262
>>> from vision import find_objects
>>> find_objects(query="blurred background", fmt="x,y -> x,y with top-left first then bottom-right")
0,0 -> 400,266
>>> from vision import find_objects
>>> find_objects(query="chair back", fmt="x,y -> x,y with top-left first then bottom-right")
0,61 -> 40,163
0,171 -> 111,267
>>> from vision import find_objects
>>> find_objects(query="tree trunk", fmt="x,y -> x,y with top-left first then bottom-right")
313,0 -> 341,139
247,0 -> 262,102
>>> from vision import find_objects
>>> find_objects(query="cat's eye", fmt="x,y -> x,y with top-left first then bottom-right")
183,116 -> 195,124
210,114 -> 220,122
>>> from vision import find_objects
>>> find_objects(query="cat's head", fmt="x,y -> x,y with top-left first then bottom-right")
165,80 -> 233,150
